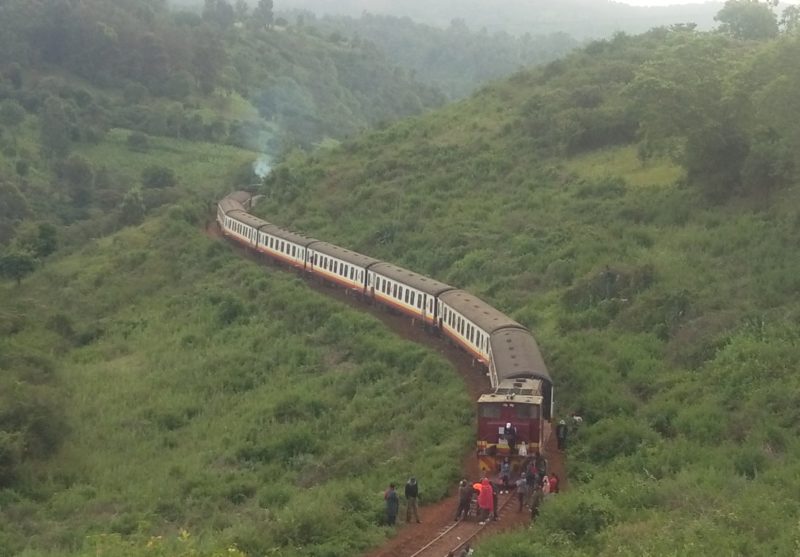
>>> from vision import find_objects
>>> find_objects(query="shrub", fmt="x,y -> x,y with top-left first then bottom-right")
538,490 -> 617,541
126,131 -> 149,152
579,416 -> 657,464
142,165 -> 178,189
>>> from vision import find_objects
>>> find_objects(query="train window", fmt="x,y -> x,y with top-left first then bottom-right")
292,245 -> 296,257
393,284 -> 397,298
479,404 -> 502,419
516,405 -> 538,419
350,267 -> 355,280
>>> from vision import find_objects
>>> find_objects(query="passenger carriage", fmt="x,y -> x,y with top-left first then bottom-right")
367,263 -> 454,325
307,242 -> 380,294
222,210 -> 266,249
256,225 -> 317,270
437,290 -> 520,367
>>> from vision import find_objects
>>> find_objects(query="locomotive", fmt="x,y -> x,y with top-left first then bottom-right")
217,191 -> 553,474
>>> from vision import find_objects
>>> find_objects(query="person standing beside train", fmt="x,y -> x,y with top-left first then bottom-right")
454,479 -> 473,521
477,478 -> 494,524
405,477 -> 420,523
556,419 -> 568,450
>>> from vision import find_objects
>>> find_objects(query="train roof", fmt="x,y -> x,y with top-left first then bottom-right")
370,262 -> 455,296
219,198 -> 245,215
439,290 -> 522,333
227,191 -> 254,205
260,224 -> 318,247
227,210 -> 270,229
490,328 -> 551,384
311,242 -> 381,268
478,377 -> 543,406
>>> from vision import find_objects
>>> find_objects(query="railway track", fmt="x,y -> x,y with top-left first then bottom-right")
405,491 -> 517,557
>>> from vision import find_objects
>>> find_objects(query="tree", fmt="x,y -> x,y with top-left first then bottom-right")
142,165 -> 177,189
780,5 -> 800,33
253,0 -> 274,29
39,97 -> 72,159
234,0 -> 249,21
0,177 -> 29,222
0,251 -> 36,285
56,155 -> 94,206
715,0 -> 779,40
119,186 -> 146,225
13,222 -> 58,258
0,100 -> 25,129
203,0 -> 235,29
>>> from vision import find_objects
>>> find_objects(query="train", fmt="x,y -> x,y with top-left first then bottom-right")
216,191 -> 554,474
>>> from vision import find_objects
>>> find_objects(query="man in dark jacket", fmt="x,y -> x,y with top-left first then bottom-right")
405,477 -> 420,523
556,419 -> 568,450
454,479 -> 473,521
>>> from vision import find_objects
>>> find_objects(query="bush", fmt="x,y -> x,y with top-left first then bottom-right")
538,490 -> 617,541
126,131 -> 149,152
578,417 -> 657,463
142,165 -> 177,189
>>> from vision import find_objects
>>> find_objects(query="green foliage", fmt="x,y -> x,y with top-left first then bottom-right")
715,0 -> 779,40
126,131 -> 150,152
0,250 -> 35,284
0,99 -> 25,128
119,187 -> 146,226
537,490 -> 617,541
39,96 -> 72,159
141,165 -> 177,189
56,154 -> 95,206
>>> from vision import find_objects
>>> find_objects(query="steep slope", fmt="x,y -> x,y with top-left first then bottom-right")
255,29 -> 800,554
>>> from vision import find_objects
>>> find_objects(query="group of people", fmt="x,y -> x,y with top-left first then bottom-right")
386,453 -> 562,526
383,477 -> 420,526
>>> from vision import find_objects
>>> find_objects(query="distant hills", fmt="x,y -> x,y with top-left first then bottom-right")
271,0 -> 725,38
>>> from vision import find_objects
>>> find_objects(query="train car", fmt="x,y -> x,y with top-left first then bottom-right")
476,328 -> 553,473
256,225 -> 317,271
222,210 -> 268,249
437,290 -> 523,369
367,262 -> 454,325
308,242 -> 380,294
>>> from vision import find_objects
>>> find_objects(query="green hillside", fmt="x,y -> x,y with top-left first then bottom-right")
255,20 -> 800,556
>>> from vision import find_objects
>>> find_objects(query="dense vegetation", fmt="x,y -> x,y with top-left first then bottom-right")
280,12 -> 579,99
254,4 -> 800,554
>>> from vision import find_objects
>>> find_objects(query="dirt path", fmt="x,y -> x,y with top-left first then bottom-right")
207,223 -> 566,556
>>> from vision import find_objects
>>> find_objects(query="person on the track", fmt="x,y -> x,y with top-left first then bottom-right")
454,479 -> 473,521
516,473 -> 530,511
477,478 -> 494,524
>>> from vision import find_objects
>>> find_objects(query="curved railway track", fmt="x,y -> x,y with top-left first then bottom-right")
407,492 -> 516,557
